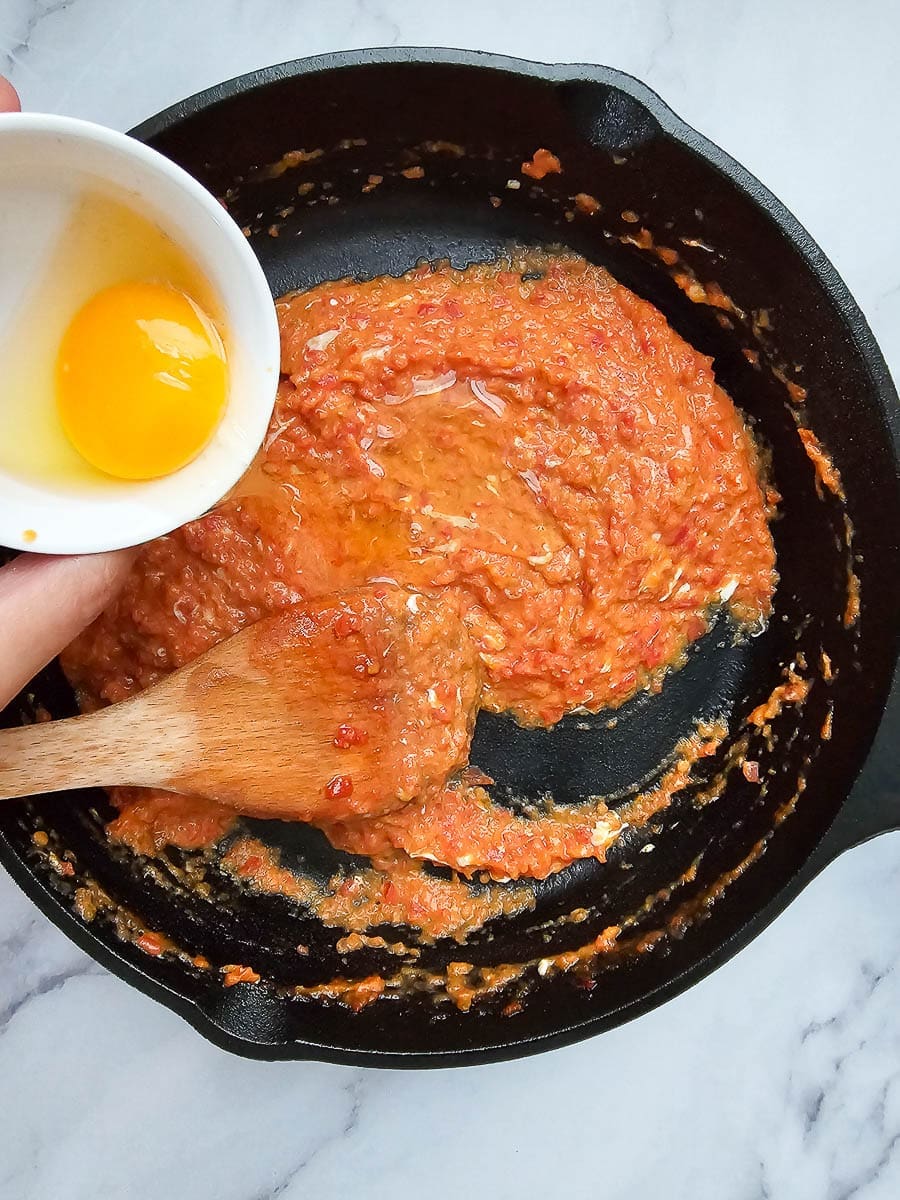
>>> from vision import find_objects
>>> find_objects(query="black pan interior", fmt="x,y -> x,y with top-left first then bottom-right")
1,51 -> 898,1065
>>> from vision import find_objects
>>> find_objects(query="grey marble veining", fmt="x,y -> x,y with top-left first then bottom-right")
1,3 -> 899,1197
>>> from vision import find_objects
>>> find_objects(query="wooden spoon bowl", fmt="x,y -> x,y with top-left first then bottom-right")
0,586 -> 481,822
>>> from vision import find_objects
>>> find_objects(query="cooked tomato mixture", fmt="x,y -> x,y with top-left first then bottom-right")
61,252 -> 776,932
324,721 -> 725,884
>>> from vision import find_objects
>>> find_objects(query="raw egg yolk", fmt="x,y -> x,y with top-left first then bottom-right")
56,281 -> 227,480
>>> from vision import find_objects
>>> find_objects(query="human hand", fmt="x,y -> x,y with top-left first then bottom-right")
0,76 -> 136,710
0,76 -> 19,113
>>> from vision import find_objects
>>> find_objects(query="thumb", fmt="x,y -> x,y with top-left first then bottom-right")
0,550 -> 135,708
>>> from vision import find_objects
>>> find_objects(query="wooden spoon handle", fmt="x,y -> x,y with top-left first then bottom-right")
0,703 -> 173,800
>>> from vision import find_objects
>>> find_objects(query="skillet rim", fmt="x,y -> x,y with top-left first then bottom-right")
1,46 -> 898,1066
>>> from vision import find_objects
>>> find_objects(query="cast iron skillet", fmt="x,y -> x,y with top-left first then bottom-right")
1,49 -> 899,1066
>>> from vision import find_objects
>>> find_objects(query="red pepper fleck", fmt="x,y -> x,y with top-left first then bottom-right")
382,881 -> 400,904
333,611 -> 360,639
138,932 -> 165,956
742,760 -> 761,783
325,774 -> 354,800
417,302 -> 437,316
444,299 -> 463,319
223,964 -> 260,987
334,724 -> 369,748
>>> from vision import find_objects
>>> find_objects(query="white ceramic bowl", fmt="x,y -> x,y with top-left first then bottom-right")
0,112 -> 280,554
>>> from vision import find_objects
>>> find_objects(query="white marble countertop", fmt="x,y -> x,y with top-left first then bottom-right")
2,2 -> 899,1197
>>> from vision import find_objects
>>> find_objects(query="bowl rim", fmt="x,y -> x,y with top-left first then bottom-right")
0,110 -> 280,555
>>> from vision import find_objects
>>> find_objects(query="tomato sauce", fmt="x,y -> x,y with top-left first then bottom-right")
62,252 -> 776,927
221,836 -> 533,944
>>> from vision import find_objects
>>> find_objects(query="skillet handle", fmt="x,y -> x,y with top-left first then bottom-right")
808,670 -> 900,869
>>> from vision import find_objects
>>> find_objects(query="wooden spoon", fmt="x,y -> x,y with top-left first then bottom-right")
0,587 -> 481,823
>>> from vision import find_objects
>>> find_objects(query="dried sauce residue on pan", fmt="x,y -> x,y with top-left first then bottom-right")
797,426 -> 843,498
223,836 -> 533,944
61,251 -> 784,1000
294,663 -> 816,1013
